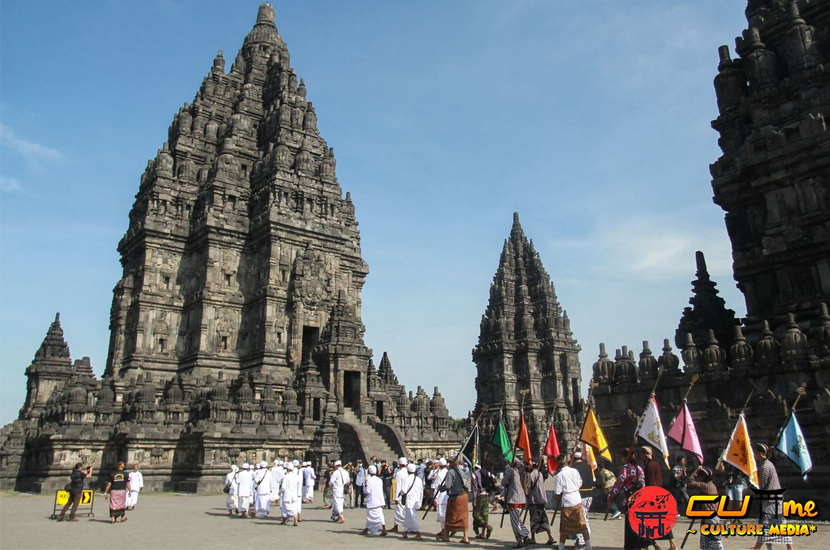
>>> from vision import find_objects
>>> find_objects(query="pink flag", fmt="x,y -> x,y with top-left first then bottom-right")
667,403 -> 703,464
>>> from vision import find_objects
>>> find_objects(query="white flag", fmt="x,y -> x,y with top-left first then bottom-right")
635,395 -> 670,468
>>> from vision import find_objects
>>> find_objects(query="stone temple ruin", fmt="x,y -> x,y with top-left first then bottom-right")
592,0 -> 830,509
0,3 -> 463,493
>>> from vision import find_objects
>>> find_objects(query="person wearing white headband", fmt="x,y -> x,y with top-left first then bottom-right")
302,461 -> 317,504
391,457 -> 409,533
330,460 -> 349,523
237,463 -> 255,518
361,464 -> 387,536
401,463 -> 423,540
224,465 -> 240,515
253,460 -> 272,518
269,460 -> 284,504
280,461 -> 301,526
431,458 -> 449,535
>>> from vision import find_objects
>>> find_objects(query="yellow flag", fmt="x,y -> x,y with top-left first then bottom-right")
720,413 -> 759,488
580,407 -> 612,461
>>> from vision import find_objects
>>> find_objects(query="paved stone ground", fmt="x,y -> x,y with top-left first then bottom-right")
0,492 -> 826,550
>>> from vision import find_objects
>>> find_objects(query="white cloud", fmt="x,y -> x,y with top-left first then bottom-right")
0,124 -> 65,163
0,175 -> 23,193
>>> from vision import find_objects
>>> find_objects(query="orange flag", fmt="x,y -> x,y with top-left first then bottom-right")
720,413 -> 759,488
515,412 -> 532,464
580,407 -> 612,461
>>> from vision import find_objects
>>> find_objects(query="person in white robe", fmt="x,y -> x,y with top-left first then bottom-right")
402,463 -> 424,539
279,462 -> 301,526
225,465 -> 239,515
126,463 -> 144,510
293,460 -> 303,520
361,465 -> 387,536
237,463 -> 255,518
330,460 -> 350,523
302,462 -> 316,503
432,458 -> 449,533
254,461 -> 272,518
270,460 -> 284,503
391,457 -> 409,533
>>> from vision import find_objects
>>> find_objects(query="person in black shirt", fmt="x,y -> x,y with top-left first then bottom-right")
103,462 -> 131,523
57,463 -> 93,522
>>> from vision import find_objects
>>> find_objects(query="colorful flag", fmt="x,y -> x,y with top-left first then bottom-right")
667,402 -> 703,465
492,415 -> 514,463
636,395 -> 671,468
543,420 -> 561,474
582,443 -> 597,482
776,411 -> 812,480
720,413 -> 759,488
459,424 -> 480,468
515,412 -> 532,464
580,407 -> 611,461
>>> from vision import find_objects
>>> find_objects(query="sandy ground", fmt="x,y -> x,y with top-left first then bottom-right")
0,491 -> 826,550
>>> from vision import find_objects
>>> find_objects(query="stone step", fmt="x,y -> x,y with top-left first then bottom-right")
340,409 -> 397,461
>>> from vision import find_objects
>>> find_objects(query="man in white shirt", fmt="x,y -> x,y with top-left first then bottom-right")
126,463 -> 144,510
302,462 -> 317,503
279,462 -> 301,526
391,457 -> 409,533
293,460 -> 303,521
402,463 -> 424,540
431,458 -> 449,534
254,461 -> 272,518
330,459 -> 350,523
270,460 -> 284,503
237,463 -> 254,518
554,453 -> 592,550
224,465 -> 239,515
361,465 -> 387,536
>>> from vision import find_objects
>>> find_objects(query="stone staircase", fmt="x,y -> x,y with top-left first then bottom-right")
340,409 -> 398,462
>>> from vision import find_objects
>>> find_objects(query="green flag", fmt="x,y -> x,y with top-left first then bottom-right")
493,415 -> 513,463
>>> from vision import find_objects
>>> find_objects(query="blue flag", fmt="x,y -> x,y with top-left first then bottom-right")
776,411 -> 812,480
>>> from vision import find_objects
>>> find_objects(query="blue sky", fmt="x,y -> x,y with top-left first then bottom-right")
0,0 -> 748,424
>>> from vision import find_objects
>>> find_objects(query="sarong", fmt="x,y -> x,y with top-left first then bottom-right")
759,507 -> 792,545
109,489 -> 127,518
394,502 -> 405,526
559,504 -> 586,537
238,495 -> 252,514
575,496 -> 592,544
332,495 -> 345,520
366,506 -> 385,534
473,495 -> 490,530
509,504 -> 529,540
404,505 -> 420,533
445,493 -> 468,531
281,498 -> 298,518
701,517 -> 725,550
529,503 -> 549,534
255,493 -> 271,516
226,492 -> 238,511
126,490 -> 139,508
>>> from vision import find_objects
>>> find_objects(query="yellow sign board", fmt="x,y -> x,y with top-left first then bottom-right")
55,490 -> 94,506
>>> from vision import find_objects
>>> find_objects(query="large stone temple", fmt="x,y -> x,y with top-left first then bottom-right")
592,0 -> 830,509
0,3 -> 462,493
473,214 -> 583,460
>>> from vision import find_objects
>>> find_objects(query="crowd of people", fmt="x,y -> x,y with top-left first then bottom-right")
53,443 -> 794,550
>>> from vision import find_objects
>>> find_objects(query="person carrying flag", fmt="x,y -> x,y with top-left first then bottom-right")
554,450 -> 593,550
570,449 -> 595,548
527,458 -> 553,546
471,463 -> 495,540
501,454 -> 531,549
748,443 -> 793,550
608,448 -> 649,550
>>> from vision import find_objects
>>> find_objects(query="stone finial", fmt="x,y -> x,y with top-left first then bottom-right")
755,320 -> 780,370
787,1 -> 805,25
592,343 -> 614,383
815,303 -> 830,357
702,330 -> 726,372
718,45 -> 732,68
256,3 -> 276,26
729,325 -> 753,373
213,50 -> 225,72
681,332 -> 702,374
781,312 -> 808,361
658,338 -> 681,375
639,341 -> 658,379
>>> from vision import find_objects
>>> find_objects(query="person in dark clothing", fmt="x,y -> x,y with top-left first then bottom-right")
640,447 -> 677,550
57,463 -> 93,522
380,461 -> 393,509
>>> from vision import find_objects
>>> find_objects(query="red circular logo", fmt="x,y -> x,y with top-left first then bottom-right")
627,486 -> 678,540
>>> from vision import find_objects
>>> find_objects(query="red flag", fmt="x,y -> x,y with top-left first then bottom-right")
515,412 -> 532,465
543,421 -> 561,474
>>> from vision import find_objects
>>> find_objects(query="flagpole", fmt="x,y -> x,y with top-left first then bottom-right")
500,389 -> 530,529
630,367 -> 666,456
681,374 -> 700,403
774,383 -> 807,447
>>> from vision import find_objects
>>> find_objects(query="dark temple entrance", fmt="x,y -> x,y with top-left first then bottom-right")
343,371 -> 360,410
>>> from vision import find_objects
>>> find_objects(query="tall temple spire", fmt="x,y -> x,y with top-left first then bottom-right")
675,251 -> 738,349
474,214 -> 581,455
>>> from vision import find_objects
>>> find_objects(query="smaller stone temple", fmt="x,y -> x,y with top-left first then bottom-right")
473,214 -> 583,461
